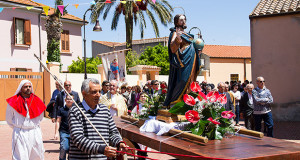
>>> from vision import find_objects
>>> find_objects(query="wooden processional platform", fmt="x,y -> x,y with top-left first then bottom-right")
114,117 -> 300,160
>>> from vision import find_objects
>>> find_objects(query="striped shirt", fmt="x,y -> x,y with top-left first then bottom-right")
68,102 -> 122,160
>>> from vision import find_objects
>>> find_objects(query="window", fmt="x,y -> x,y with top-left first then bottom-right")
230,74 -> 239,82
10,68 -> 32,72
13,18 -> 31,45
61,30 -> 70,52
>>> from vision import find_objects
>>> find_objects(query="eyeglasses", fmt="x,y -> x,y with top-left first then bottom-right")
64,84 -> 71,87
259,81 -> 265,83
154,84 -> 159,85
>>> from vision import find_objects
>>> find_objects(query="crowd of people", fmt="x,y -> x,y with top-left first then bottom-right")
5,76 -> 274,160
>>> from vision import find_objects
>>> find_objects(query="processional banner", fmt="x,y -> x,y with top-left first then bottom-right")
98,49 -> 129,82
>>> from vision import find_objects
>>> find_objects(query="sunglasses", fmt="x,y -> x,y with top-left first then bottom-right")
259,81 -> 265,83
64,84 -> 71,87
153,84 -> 159,85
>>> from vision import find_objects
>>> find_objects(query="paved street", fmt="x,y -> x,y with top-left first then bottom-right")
0,118 -> 299,160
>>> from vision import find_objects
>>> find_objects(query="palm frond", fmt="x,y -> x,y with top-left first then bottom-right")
137,11 -> 146,38
146,10 -> 159,37
111,11 -> 121,30
103,3 -> 114,20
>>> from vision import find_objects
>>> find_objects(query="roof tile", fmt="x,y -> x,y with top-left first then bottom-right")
250,0 -> 300,17
4,0 -> 84,22
202,45 -> 251,58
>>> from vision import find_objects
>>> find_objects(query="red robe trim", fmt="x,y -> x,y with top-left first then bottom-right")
6,93 -> 46,119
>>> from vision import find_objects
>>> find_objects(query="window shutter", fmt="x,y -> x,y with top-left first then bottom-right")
13,17 -> 16,44
65,30 -> 70,52
24,20 -> 31,45
61,30 -> 65,51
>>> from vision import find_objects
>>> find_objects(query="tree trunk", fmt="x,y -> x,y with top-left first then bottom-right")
45,14 -> 62,63
125,14 -> 133,54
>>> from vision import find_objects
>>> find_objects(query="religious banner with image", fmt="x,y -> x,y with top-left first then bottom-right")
98,49 -> 128,82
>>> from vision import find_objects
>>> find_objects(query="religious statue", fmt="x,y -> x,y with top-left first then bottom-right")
163,14 -> 204,107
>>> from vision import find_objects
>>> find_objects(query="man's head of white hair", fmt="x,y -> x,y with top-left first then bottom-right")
110,80 -> 119,88
218,82 -> 225,88
256,76 -> 264,81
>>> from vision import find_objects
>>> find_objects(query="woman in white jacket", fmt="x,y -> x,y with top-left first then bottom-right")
230,84 -> 241,126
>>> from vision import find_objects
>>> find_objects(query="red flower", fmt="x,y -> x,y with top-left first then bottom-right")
183,94 -> 196,106
161,83 -> 167,89
185,110 -> 200,123
207,91 -> 219,102
221,111 -> 235,119
217,94 -> 227,104
190,82 -> 201,93
162,89 -> 167,94
197,91 -> 207,101
207,117 -> 221,125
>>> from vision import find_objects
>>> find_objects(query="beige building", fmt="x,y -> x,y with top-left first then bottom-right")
250,0 -> 300,121
201,45 -> 251,86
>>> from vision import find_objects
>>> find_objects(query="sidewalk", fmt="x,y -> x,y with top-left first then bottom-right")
0,118 -> 299,160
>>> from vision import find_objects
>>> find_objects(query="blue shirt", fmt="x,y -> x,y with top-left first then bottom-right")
50,89 -> 60,101
82,100 -> 99,113
252,87 -> 273,114
57,105 -> 70,134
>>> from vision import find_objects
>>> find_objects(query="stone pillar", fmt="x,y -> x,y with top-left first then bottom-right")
97,64 -> 105,82
44,62 -> 60,117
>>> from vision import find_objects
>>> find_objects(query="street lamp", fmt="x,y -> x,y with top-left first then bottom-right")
83,8 -> 102,79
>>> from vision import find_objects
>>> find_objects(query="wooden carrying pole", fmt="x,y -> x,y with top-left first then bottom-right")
168,129 -> 208,143
235,127 -> 264,138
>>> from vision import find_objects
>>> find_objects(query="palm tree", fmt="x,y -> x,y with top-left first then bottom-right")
91,0 -> 173,50
45,0 -> 65,62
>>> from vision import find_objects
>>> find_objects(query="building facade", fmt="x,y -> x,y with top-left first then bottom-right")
92,37 -> 168,57
250,0 -> 300,121
201,45 -> 251,86
0,0 -> 84,72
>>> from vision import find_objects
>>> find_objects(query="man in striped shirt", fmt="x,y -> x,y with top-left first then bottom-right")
68,78 -> 128,159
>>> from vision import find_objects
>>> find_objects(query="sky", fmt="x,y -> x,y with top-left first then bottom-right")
33,0 -> 261,57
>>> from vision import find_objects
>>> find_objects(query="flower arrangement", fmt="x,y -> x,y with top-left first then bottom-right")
133,85 -> 168,119
169,82 -> 235,140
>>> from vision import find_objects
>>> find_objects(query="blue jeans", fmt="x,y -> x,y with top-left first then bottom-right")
235,105 -> 240,124
254,112 -> 274,137
59,132 -> 70,160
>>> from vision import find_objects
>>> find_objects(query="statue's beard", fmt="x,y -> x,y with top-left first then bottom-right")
177,25 -> 187,29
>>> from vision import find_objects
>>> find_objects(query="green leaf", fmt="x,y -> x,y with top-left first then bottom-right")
217,126 -> 226,136
215,129 -> 223,140
168,101 -> 186,114
202,108 -> 211,119
211,108 -> 217,119
188,91 -> 198,99
191,120 -> 206,135
205,126 -> 216,140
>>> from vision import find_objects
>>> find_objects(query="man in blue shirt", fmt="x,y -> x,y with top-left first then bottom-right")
253,76 -> 274,137
54,93 -> 74,160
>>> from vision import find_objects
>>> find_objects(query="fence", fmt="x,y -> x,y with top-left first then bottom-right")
0,72 -> 43,121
